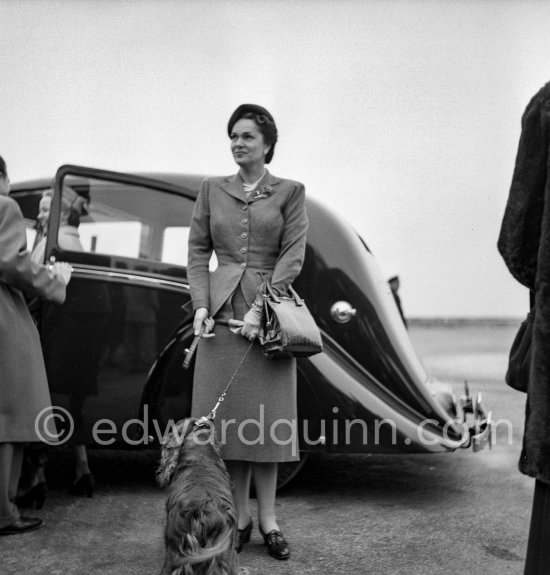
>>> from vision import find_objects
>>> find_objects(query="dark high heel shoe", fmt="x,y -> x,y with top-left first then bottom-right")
235,518 -> 253,553
69,473 -> 95,498
0,516 -> 43,535
16,482 -> 47,510
260,527 -> 290,560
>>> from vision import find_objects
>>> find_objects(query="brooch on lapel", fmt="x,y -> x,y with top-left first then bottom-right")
253,185 -> 273,200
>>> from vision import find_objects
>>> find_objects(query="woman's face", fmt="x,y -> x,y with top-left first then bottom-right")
37,195 -> 52,228
230,118 -> 270,168
0,173 -> 10,196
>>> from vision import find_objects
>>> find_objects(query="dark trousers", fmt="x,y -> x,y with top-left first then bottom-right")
0,443 -> 23,527
524,480 -> 550,574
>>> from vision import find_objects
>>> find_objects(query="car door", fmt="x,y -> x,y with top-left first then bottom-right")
40,165 -> 196,445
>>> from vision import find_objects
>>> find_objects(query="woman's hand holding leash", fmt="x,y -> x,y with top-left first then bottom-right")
229,306 -> 262,341
184,308 -> 215,369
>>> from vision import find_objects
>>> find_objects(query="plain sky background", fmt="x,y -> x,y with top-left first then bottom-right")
1,0 -> 549,318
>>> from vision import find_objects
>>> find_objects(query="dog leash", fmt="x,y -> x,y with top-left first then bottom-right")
202,339 -> 254,424
186,320 -> 255,428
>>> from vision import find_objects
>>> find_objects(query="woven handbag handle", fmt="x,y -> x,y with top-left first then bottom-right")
287,285 -> 304,306
265,283 -> 303,306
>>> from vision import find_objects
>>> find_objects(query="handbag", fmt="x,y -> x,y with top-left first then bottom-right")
505,309 -> 534,393
259,283 -> 323,359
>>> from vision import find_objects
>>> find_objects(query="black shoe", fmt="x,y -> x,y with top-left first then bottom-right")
69,473 -> 95,498
235,518 -> 253,553
16,482 -> 47,510
260,528 -> 290,560
0,517 -> 43,535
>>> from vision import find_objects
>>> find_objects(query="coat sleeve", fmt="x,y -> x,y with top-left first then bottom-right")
270,182 -> 308,295
497,85 -> 550,290
187,180 -> 213,311
0,196 -> 66,304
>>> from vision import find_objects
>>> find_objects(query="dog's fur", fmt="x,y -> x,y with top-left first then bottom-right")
157,418 -> 240,575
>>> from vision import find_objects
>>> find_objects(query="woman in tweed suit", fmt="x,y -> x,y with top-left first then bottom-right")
188,104 -> 307,560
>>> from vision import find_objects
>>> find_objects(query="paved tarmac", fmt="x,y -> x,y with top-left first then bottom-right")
0,320 -> 532,575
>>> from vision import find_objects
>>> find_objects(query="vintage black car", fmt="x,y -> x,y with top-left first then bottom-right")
11,165 -> 491,485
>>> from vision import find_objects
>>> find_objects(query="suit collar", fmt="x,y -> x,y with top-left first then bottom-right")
264,170 -> 281,187
220,173 -> 246,202
220,170 -> 282,202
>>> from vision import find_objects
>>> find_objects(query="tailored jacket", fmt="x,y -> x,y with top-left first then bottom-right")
498,81 -> 550,484
187,170 -> 308,318
0,195 -> 66,442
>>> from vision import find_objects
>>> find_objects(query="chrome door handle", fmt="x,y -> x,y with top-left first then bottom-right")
330,301 -> 357,323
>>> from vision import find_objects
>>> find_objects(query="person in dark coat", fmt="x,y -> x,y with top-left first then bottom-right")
29,186 -> 99,498
498,81 -> 550,574
0,156 -> 72,535
188,104 -> 308,560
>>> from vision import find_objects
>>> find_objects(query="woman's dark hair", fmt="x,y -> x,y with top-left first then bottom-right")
0,156 -> 7,178
227,104 -> 278,164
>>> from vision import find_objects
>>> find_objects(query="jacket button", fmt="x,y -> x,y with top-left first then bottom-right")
240,263 -> 247,268
242,218 -> 248,224
242,205 -> 248,211
240,232 -> 248,239
240,248 -> 247,254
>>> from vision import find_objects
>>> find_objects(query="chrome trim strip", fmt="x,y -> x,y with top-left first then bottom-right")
72,266 -> 190,291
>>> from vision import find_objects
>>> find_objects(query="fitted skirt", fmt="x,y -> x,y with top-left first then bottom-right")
191,288 -> 299,462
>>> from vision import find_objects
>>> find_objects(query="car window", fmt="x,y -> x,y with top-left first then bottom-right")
57,177 -> 196,267
162,226 -> 218,270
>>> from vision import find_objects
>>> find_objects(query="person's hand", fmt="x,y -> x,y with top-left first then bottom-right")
193,307 -> 215,337
51,262 -> 72,286
229,307 -> 262,341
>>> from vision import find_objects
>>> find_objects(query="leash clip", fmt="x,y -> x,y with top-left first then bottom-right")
193,415 -> 213,429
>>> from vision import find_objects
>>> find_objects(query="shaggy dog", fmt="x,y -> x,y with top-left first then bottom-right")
157,418 -> 243,575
